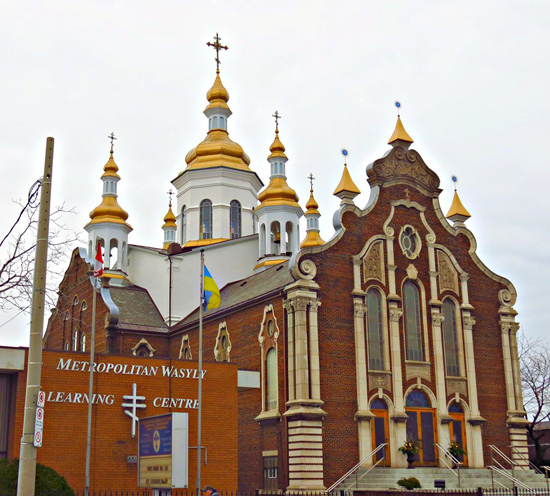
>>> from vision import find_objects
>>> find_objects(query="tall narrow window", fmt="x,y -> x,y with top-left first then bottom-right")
81,334 -> 86,352
366,288 -> 385,370
403,281 -> 423,361
181,205 -> 187,243
442,299 -> 460,376
73,330 -> 79,351
266,348 -> 277,411
230,200 -> 241,239
200,200 -> 212,239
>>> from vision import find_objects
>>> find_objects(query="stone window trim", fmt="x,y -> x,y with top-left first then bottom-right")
214,322 -> 231,363
399,224 -> 422,260
179,334 -> 192,360
256,305 -> 281,421
131,338 -> 156,358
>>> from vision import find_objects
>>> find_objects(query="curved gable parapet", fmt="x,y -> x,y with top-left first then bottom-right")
432,197 -> 518,312
367,146 -> 441,197
100,286 -> 120,327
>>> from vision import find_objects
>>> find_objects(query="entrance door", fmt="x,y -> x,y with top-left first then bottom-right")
449,402 -> 467,465
405,390 -> 438,466
370,398 -> 390,465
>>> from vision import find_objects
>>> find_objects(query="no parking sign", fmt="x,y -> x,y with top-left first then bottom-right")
34,390 -> 45,447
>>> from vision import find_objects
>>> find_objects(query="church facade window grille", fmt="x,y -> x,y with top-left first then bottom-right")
403,280 -> 424,361
399,225 -> 421,259
366,288 -> 385,371
200,200 -> 213,240
230,200 -> 241,239
442,298 -> 461,376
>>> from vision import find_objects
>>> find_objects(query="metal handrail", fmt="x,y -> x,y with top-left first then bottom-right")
489,444 -> 519,481
435,443 -> 462,487
488,465 -> 536,493
510,446 -> 544,475
326,443 -> 388,493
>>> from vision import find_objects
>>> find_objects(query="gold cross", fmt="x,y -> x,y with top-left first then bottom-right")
108,132 -> 117,153
167,189 -> 174,206
308,173 -> 315,191
273,110 -> 281,132
206,33 -> 228,72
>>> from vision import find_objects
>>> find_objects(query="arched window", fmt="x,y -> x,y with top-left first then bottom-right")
181,205 -> 187,243
230,200 -> 241,239
213,116 -> 218,128
266,348 -> 277,411
370,398 -> 388,410
442,299 -> 460,376
403,281 -> 423,361
366,288 -> 385,371
405,389 -> 431,408
200,200 -> 212,239
81,334 -> 86,352
73,330 -> 79,351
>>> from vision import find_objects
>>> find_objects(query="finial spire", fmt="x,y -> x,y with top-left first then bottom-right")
206,32 -> 229,73
273,110 -> 281,132
167,188 -> 174,207
446,175 -> 471,225
308,173 -> 315,192
395,100 -> 401,117
388,102 -> 413,147
333,149 -> 360,204
108,132 -> 117,154
452,175 -> 458,191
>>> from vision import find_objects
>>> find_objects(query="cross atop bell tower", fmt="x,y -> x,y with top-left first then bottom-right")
206,32 -> 228,72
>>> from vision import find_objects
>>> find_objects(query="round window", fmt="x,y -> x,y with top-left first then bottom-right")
399,226 -> 421,259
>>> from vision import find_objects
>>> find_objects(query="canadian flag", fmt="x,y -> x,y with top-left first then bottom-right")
94,241 -> 103,278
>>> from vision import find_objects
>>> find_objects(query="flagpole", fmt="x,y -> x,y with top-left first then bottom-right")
196,248 -> 205,496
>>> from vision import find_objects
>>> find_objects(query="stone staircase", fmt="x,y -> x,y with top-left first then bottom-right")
332,467 -> 550,492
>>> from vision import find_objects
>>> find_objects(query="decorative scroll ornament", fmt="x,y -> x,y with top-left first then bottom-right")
363,241 -> 385,284
367,147 -> 441,197
431,312 -> 445,326
498,288 -> 517,308
437,250 -> 459,294
389,308 -> 403,322
291,258 -> 317,281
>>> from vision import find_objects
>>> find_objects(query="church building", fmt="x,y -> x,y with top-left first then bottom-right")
3,38 -> 529,493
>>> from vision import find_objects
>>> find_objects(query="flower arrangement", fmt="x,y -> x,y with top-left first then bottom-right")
448,441 -> 466,458
399,440 -> 420,455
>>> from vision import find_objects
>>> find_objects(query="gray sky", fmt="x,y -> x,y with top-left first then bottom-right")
1,0 -> 548,347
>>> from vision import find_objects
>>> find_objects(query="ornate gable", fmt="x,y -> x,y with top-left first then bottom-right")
367,146 -> 441,197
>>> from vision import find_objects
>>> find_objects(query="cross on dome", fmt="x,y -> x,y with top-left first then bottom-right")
273,110 -> 281,132
167,188 -> 174,206
206,32 -> 229,72
108,132 -> 117,153
308,173 -> 315,191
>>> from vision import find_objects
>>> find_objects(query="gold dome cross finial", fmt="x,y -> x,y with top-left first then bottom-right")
308,173 -> 315,192
207,33 -> 229,73
273,110 -> 281,132
108,132 -> 117,153
167,188 -> 174,207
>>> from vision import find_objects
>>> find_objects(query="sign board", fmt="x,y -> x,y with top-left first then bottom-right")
34,407 -> 44,447
37,390 -> 46,407
138,413 -> 188,489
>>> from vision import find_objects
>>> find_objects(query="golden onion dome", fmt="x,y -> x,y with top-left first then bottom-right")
388,116 -> 414,145
446,190 -> 471,219
333,164 -> 361,196
305,188 -> 320,216
162,202 -> 177,228
205,70 -> 230,112
268,130 -> 288,160
86,152 -> 132,229
257,177 -> 300,209
101,151 -> 120,179
184,130 -> 252,171
301,230 -> 325,248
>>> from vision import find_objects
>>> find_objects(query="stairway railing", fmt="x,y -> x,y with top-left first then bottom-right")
510,446 -> 549,492
488,444 -> 538,492
488,465 -> 537,493
325,443 -> 388,493
435,443 -> 462,487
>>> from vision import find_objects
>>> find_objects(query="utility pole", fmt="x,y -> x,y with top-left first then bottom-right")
17,137 -> 54,496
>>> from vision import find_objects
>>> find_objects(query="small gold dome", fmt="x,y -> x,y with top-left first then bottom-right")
268,130 -> 288,160
205,70 -> 230,112
257,177 -> 300,208
446,191 -> 471,219
162,202 -> 177,228
301,231 -> 325,248
388,116 -> 414,145
333,165 -> 361,196
86,152 -> 132,229
305,189 -> 320,216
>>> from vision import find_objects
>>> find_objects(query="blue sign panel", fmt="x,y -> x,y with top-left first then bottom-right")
139,414 -> 172,457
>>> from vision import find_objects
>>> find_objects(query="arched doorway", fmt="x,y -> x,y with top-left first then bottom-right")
370,398 -> 390,464
405,390 -> 438,466
449,402 -> 467,466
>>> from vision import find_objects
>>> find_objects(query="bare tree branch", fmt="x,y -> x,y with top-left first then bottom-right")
0,183 -> 82,315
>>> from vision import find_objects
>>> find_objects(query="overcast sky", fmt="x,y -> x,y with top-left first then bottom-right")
1,0 -> 548,347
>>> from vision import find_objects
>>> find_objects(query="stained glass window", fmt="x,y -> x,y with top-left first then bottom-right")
405,389 -> 431,408
370,398 -> 388,410
449,402 -> 463,413
404,281 -> 424,361
367,288 -> 385,370
442,299 -> 460,376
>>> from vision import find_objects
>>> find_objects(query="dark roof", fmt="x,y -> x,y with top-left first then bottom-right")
179,261 -> 293,326
109,286 -> 168,333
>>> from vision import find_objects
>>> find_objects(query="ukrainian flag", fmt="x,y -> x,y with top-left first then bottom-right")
203,265 -> 221,311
